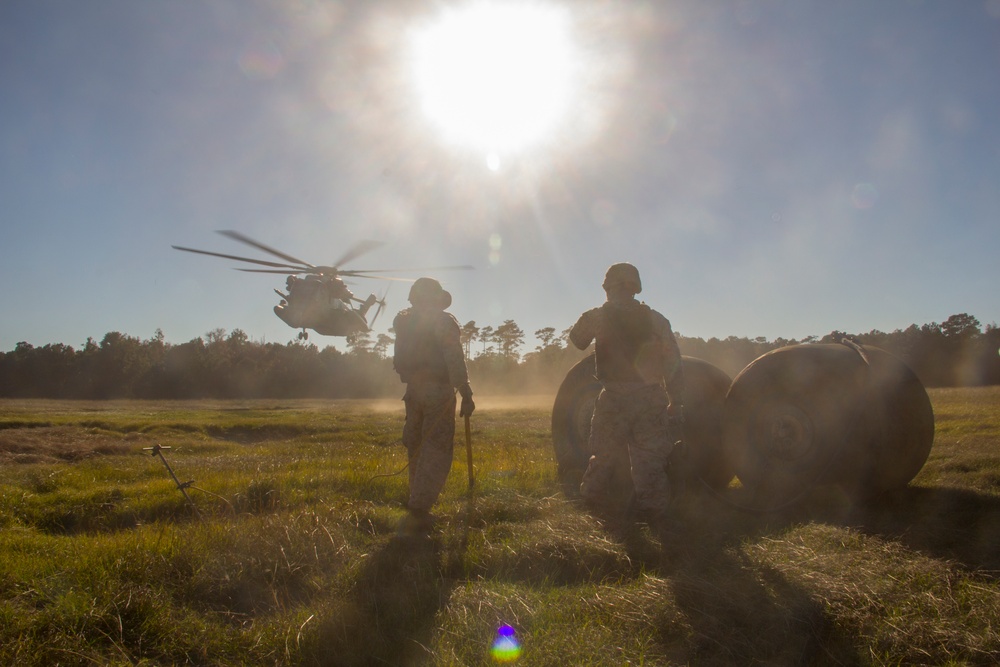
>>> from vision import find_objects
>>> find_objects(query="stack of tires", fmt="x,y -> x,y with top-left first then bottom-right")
550,342 -> 934,511
551,354 -> 735,504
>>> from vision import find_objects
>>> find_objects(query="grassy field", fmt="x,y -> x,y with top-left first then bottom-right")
1,389 -> 999,666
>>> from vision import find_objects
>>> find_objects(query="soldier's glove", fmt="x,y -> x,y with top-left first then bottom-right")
459,384 -> 476,418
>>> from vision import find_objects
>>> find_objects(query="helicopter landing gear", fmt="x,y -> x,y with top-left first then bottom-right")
297,330 -> 309,341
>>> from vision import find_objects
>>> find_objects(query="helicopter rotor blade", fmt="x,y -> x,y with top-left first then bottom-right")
234,268 -> 414,281
217,230 -> 316,268
173,245 -> 306,270
337,264 -> 475,274
235,268 -> 311,274
235,270 -> 416,285
337,274 -> 415,282
331,239 -> 385,270
176,232 -> 471,286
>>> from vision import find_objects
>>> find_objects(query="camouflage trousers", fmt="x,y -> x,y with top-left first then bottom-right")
580,384 -> 674,514
402,383 -> 456,513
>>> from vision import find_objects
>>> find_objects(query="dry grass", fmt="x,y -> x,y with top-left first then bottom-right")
0,425 -> 133,464
1,389 -> 999,665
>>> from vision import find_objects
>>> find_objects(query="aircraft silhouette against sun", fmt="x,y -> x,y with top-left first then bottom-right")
173,230 -> 473,340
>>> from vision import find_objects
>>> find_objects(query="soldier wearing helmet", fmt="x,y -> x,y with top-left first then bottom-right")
570,263 -> 685,533
392,277 -> 475,536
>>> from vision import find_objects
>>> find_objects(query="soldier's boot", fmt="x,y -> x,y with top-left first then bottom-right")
580,467 -> 629,528
632,505 -> 684,541
397,508 -> 435,539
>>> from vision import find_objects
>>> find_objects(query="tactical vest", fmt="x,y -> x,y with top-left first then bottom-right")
393,309 -> 450,384
594,301 -> 664,385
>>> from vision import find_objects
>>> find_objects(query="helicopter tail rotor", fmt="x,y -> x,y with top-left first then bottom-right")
371,297 -> 387,327
369,286 -> 390,327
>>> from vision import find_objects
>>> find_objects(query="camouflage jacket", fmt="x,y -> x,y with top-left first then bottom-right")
392,306 -> 469,388
570,298 -> 684,402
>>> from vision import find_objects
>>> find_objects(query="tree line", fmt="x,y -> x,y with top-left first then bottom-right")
1,313 -> 997,399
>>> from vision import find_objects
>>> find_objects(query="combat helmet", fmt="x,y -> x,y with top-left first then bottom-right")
602,262 -> 642,294
408,277 -> 452,310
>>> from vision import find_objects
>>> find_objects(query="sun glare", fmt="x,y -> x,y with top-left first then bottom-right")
409,2 -> 577,159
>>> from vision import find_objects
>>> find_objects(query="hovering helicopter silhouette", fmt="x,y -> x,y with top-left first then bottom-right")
173,230 -> 472,340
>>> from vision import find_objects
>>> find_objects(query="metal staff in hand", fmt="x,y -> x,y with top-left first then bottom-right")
461,391 -> 476,490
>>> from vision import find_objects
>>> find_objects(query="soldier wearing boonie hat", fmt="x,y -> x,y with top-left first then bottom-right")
392,277 -> 475,536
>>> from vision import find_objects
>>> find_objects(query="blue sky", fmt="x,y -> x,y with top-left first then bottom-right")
2,0 -> 998,352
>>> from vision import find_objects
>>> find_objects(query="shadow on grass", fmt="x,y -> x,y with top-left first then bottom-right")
666,551 -> 859,665
301,534 -> 451,666
636,481 -> 1000,664
845,485 -> 1000,574
299,493 -> 486,667
590,486 -> 864,666
672,488 -> 864,665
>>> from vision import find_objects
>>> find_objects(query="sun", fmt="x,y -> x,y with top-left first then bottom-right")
408,1 -> 578,165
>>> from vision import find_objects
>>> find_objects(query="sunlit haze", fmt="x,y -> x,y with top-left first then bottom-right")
409,2 -> 577,162
1,1 -> 997,352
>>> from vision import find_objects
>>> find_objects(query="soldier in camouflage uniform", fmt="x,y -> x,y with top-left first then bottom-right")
392,277 -> 475,535
570,263 -> 685,528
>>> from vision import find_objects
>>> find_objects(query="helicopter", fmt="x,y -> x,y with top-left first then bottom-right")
173,230 -> 472,340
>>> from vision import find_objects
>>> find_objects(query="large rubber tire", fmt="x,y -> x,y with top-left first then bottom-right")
550,354 -> 602,496
723,344 -> 866,509
723,343 -> 934,508
551,353 -> 734,500
677,357 -> 735,490
853,346 -> 935,495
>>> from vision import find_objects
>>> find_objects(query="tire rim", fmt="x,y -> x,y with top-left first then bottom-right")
751,401 -> 816,469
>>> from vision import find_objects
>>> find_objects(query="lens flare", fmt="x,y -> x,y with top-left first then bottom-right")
590,199 -> 617,227
488,233 -> 502,266
852,182 -> 879,209
491,624 -> 522,662
238,40 -> 284,80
